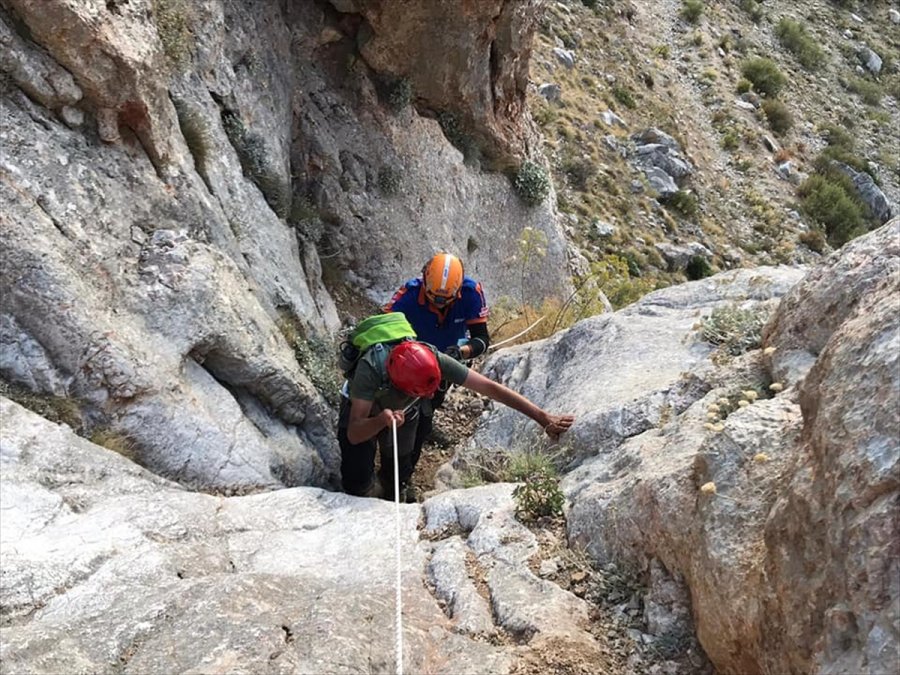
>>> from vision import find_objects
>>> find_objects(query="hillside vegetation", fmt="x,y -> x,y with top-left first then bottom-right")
527,0 -> 898,304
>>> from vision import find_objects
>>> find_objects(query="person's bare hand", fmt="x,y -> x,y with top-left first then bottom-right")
543,414 -> 574,439
380,409 -> 405,428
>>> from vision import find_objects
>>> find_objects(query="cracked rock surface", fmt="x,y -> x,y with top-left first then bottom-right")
0,398 -> 615,674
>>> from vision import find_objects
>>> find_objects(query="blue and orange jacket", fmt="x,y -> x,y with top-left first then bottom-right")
384,277 -> 488,352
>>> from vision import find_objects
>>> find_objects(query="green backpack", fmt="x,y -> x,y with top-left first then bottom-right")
338,313 -> 417,378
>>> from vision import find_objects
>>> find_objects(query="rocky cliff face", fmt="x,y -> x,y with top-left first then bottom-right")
0,0 -> 569,491
473,220 -> 898,674
1,223 -> 896,674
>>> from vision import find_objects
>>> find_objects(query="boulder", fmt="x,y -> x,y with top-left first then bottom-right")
655,242 -> 713,272
858,46 -> 882,75
834,162 -> 894,224
552,47 -> 576,69
469,266 -> 805,466
599,110 -> 628,128
763,219 -> 899,387
472,222 -> 898,675
646,166 -> 680,199
0,398 -> 615,673
538,82 -> 562,102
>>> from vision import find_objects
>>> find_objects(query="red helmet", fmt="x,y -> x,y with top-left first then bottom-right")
422,253 -> 464,307
386,342 -> 441,398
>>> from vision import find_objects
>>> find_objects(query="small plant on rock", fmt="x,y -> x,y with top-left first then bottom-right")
386,77 -> 413,112
514,161 -> 551,206
513,467 -> 565,522
700,303 -> 770,355
154,0 -> 193,67
90,428 -> 138,461
686,255 -> 713,280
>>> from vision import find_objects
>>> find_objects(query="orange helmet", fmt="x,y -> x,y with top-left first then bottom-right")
422,253 -> 464,307
386,342 -> 441,398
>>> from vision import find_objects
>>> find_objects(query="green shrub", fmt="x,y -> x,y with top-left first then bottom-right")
221,110 -> 291,218
668,190 -> 699,218
681,0 -> 704,23
386,77 -> 412,112
686,255 -> 714,280
775,18 -> 826,70
514,160 -> 551,206
797,174 -> 867,247
653,44 -> 672,59
700,304 -> 770,355
821,123 -> 854,151
741,58 -> 787,97
513,468 -> 565,522
580,0 -> 599,8
762,99 -> 793,135
736,78 -> 753,94
845,77 -> 883,106
612,85 -> 637,109
799,228 -> 827,253
739,0 -> 764,23
721,129 -> 741,150
504,450 -> 559,482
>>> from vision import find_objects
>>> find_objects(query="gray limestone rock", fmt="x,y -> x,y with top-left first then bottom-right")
0,405 -> 614,673
470,266 -> 806,465
538,83 -> 562,102
552,47 -> 575,69
552,222 -> 899,675
600,110 -> 628,128
858,46 -> 883,75
834,162 -> 894,224
646,166 -> 679,199
655,242 -> 713,272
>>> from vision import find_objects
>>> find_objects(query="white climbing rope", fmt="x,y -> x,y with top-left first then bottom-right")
391,416 -> 404,675
489,315 -> 545,351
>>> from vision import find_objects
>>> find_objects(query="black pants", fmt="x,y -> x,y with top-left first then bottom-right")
409,385 -> 447,478
338,398 -> 421,499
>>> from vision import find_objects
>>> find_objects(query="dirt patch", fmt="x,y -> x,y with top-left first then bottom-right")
511,634 -> 618,675
411,384 -> 489,495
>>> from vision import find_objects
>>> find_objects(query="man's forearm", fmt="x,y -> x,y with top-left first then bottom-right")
463,371 -> 549,428
347,415 -> 386,444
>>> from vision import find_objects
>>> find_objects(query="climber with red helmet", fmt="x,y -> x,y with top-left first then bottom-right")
338,339 -> 574,501
383,253 -> 491,492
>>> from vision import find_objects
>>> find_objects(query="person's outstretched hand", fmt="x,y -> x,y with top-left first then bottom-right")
542,414 -> 575,439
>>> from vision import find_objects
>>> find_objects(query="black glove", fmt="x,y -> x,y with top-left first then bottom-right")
444,345 -> 464,362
